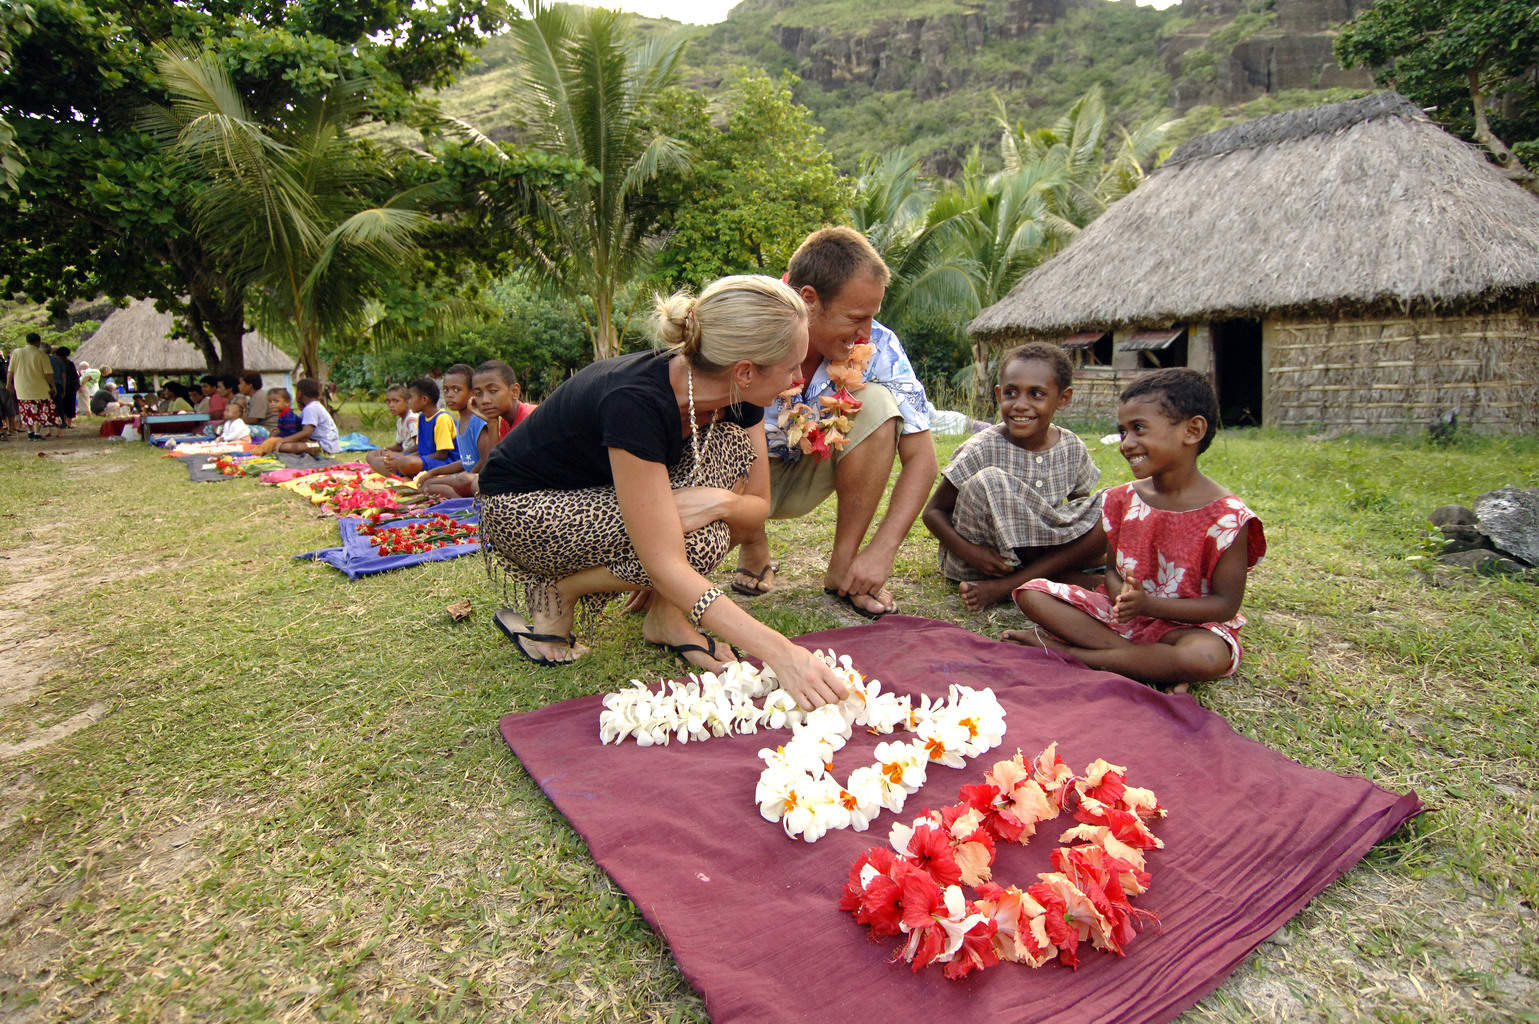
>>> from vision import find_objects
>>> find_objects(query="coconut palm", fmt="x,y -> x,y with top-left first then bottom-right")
507,1 -> 689,361
847,148 -> 980,330
143,48 -> 433,381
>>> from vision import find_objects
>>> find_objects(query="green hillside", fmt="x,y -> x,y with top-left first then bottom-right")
439,0 -> 1370,174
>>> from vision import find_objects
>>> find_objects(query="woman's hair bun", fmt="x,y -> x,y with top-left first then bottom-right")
654,292 -> 703,356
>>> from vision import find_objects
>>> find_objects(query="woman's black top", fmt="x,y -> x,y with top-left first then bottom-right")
478,351 -> 763,496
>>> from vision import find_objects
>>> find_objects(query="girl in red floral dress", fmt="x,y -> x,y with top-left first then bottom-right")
1004,368 -> 1265,691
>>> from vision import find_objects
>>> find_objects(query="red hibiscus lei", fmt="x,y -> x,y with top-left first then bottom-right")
840,743 -> 1164,979
777,344 -> 874,461
360,513 -> 478,556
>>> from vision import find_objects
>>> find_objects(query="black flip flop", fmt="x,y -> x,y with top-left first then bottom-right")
651,636 -> 739,671
729,560 -> 779,598
493,609 -> 578,667
823,587 -> 894,621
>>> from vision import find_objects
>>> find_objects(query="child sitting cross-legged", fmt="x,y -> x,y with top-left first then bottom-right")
417,364 -> 485,498
365,383 -> 417,477
376,376 -> 456,478
420,360 -> 537,499
923,342 -> 1105,611
1003,368 -> 1266,692
254,378 -> 340,455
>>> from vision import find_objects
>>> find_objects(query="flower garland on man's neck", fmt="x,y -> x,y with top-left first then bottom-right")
778,342 -> 876,460
841,745 -> 1164,979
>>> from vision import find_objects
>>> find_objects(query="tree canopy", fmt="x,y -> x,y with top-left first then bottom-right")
1336,0 -> 1539,188
647,72 -> 852,291
0,0 -> 506,372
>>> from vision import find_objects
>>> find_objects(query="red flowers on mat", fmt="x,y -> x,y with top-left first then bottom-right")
360,513 -> 477,556
841,744 -> 1165,979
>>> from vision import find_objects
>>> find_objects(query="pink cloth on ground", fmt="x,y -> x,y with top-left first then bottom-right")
1018,484 -> 1266,675
497,616 -> 1418,1024
258,461 -> 370,484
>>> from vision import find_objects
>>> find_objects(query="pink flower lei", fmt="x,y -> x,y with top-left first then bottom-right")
777,343 -> 876,460
840,743 -> 1165,980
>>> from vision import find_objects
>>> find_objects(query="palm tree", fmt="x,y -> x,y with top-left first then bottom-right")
144,48 -> 433,381
507,1 -> 689,362
847,149 -> 980,331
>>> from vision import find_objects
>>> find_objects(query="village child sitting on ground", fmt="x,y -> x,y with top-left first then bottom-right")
417,364 -> 487,498
365,383 -> 418,477
472,360 -> 537,444
373,376 -> 457,477
1003,368 -> 1266,691
216,392 -> 252,442
253,378 -> 340,455
923,342 -> 1106,610
420,360 -> 536,499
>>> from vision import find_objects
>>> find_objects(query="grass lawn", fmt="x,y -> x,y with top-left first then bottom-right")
1,421 -> 1536,1022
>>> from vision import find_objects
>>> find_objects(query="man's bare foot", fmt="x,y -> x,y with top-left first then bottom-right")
620,588 -> 653,614
642,599 -> 735,672
959,577 -> 1017,611
730,561 -> 778,598
848,588 -> 896,616
1001,627 -> 1071,653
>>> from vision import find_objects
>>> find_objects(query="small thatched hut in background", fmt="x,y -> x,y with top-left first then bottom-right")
969,92 -> 1539,434
76,299 -> 295,390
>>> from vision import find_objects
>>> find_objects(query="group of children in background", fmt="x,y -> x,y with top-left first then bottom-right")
925,343 -> 1266,692
121,340 -> 1259,692
365,360 -> 535,498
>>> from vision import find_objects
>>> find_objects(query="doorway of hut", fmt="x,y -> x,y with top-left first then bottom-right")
1212,318 -> 1263,427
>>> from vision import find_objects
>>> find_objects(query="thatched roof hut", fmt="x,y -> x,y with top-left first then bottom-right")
969,92 -> 1539,434
76,299 -> 295,375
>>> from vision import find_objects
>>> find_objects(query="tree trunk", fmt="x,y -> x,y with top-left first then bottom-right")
1468,70 -> 1539,192
169,237 -> 248,374
592,291 -> 620,361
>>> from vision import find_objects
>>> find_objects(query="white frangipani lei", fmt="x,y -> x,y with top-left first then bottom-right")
596,650 -> 1007,843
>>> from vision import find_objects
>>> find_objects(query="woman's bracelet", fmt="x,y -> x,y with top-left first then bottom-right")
688,586 -> 724,627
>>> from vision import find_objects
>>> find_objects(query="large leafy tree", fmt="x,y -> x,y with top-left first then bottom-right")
1336,0 -> 1539,189
648,72 -> 851,290
502,0 -> 689,362
147,50 -> 441,382
0,0 -> 502,372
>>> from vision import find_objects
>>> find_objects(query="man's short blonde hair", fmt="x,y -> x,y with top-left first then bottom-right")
786,226 -> 890,303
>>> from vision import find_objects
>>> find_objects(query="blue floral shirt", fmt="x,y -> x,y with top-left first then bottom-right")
764,320 -> 931,463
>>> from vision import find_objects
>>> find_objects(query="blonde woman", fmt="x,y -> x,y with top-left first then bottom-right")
477,274 -> 848,710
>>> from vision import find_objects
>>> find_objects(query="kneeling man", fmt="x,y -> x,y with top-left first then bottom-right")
735,227 -> 938,618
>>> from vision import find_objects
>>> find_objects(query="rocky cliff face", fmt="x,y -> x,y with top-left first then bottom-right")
1165,0 -> 1373,108
761,0 -> 1371,110
769,0 -> 1089,101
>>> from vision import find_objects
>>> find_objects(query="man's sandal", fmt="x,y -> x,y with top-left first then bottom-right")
823,587 -> 896,621
729,561 -> 779,598
493,609 -> 580,667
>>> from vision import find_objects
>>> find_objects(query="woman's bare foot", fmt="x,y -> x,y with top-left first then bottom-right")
959,577 -> 1017,611
1001,627 -> 1072,654
642,598 -> 735,672
527,586 -> 589,664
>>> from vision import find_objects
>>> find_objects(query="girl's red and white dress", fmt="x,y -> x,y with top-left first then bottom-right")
1015,482 -> 1266,676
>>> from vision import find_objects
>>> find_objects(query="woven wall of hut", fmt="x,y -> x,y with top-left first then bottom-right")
1062,366 -> 1124,427
1264,313 -> 1539,434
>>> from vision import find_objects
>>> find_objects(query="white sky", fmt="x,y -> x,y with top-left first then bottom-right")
589,0 -> 1179,27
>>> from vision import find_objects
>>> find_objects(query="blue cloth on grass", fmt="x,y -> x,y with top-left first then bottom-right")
296,498 -> 479,579
336,431 -> 379,452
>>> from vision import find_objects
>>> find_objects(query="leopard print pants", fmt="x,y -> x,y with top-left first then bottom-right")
477,422 -> 755,627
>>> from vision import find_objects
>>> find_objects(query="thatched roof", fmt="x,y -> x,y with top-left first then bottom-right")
75,299 -> 295,373
969,92 -> 1539,341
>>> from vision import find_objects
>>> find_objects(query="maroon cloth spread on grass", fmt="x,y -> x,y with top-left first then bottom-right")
498,616 -> 1420,1024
